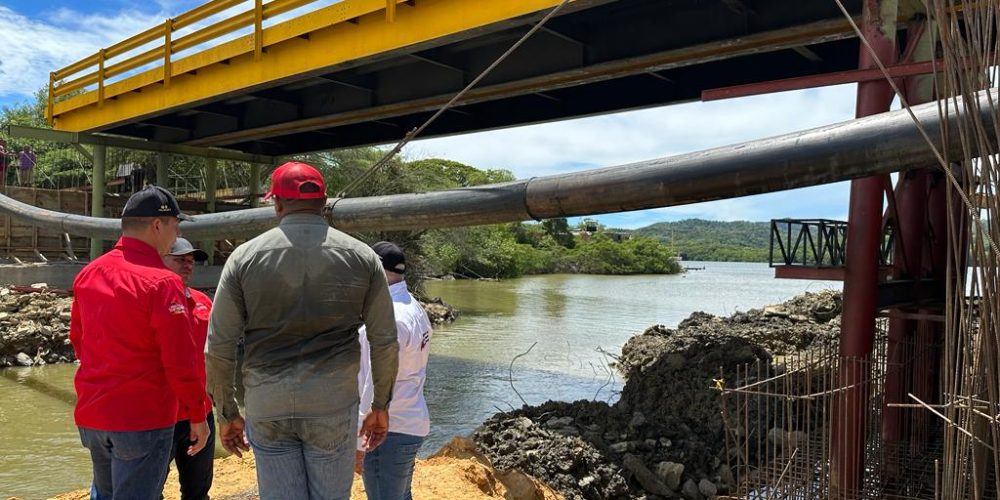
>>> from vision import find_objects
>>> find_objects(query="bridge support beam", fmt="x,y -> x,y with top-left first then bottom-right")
250,163 -> 261,208
89,144 -> 107,259
156,153 -> 169,189
831,0 -> 898,497
202,158 -> 218,265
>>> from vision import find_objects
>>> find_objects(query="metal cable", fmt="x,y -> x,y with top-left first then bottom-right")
336,0 -> 572,198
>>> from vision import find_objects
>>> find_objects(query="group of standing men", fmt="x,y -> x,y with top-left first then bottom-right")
70,162 -> 433,500
0,139 -> 36,187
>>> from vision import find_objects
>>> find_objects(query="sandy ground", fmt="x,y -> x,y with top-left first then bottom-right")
46,438 -> 561,500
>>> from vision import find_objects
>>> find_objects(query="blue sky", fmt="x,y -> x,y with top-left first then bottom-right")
0,0 -> 860,229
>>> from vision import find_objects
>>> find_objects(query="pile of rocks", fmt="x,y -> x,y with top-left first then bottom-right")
422,297 -> 459,324
0,285 -> 75,367
474,410 -> 630,499
473,290 -> 842,499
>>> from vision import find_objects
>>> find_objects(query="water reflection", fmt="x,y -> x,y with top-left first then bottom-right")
0,364 -> 90,497
423,278 -> 520,316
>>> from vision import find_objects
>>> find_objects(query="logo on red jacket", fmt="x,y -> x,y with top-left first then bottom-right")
168,303 -> 186,315
193,303 -> 210,321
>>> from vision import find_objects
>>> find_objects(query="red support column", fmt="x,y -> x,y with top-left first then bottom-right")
831,0 -> 898,497
883,18 -> 934,458
883,169 -> 928,448
910,172 -> 952,454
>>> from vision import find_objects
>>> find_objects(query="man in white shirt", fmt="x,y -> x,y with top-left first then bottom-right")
356,242 -> 433,500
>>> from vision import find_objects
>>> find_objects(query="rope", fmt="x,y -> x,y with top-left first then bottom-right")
336,0 -> 573,198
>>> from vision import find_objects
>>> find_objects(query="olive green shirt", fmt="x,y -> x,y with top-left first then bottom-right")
206,213 -> 398,424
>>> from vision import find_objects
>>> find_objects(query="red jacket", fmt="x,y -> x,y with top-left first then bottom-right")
71,237 -> 208,431
179,288 -> 213,422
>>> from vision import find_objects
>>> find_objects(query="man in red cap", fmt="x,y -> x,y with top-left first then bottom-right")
162,238 -> 215,500
206,162 -> 399,500
71,185 -> 211,500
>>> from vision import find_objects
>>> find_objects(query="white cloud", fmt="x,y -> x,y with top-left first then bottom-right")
411,84 -> 858,179
0,4 -> 165,99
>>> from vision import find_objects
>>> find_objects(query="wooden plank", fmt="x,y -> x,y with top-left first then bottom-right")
32,188 -> 39,252
1,186 -> 92,258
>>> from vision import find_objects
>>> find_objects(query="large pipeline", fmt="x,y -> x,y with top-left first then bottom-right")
1,90 -> 996,241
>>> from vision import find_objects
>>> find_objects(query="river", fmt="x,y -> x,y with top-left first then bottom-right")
0,262 -> 840,498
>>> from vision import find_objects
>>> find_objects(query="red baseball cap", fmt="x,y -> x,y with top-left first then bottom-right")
264,162 -> 327,200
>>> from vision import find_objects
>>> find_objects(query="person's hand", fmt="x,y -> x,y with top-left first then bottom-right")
188,420 -> 211,456
359,409 -> 389,451
220,416 -> 251,458
354,450 -> 365,474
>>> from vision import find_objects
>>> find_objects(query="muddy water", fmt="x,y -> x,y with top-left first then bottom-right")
0,262 -> 839,498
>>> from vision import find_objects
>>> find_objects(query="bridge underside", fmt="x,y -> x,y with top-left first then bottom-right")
56,0 -> 872,156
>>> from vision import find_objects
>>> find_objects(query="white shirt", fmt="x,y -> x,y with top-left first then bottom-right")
358,280 -> 433,445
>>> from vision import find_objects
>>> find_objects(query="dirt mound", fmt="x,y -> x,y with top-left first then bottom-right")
48,438 -> 561,500
0,286 -> 74,367
473,290 -> 841,500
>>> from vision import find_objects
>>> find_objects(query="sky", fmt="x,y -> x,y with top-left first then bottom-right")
0,0 -> 861,229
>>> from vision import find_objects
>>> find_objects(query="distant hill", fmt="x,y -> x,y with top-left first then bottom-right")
629,219 -> 770,262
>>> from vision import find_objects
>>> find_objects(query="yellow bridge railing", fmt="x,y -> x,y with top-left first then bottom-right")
47,0 -> 408,125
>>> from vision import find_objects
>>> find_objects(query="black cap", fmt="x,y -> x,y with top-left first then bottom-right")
168,238 -> 208,262
122,185 -> 193,221
372,241 -> 405,274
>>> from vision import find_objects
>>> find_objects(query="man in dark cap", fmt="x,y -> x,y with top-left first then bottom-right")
71,185 -> 211,500
206,162 -> 398,500
356,242 -> 433,500
162,238 -> 215,500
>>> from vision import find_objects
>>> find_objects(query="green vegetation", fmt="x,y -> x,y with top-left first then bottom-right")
631,219 -> 770,262
419,222 -> 680,279
294,150 -> 681,279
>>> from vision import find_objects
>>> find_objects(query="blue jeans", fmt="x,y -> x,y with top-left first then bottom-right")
79,426 -> 174,500
170,412 -> 215,500
245,409 -> 357,500
362,432 -> 425,500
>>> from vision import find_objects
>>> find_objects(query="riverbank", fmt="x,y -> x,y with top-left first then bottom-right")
2,269 -> 842,498
0,285 -> 457,368
471,289 -> 841,499
46,437 -> 561,500
37,289 -> 841,500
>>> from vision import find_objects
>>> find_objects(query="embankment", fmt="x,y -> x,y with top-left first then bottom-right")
472,290 -> 841,499
0,285 -> 457,368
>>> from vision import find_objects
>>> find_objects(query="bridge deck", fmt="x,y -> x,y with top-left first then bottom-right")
49,0 -> 873,156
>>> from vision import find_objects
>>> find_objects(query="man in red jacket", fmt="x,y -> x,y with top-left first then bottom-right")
70,185 -> 210,500
162,237 -> 214,500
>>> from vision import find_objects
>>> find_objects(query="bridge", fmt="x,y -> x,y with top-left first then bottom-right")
44,0 -> 888,155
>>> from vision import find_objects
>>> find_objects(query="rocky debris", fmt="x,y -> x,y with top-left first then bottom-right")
473,290 -> 842,500
422,296 -> 459,324
656,462 -> 684,491
473,413 -> 630,500
0,285 -> 75,367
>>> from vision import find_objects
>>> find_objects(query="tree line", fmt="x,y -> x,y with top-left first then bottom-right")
629,219 -> 771,262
